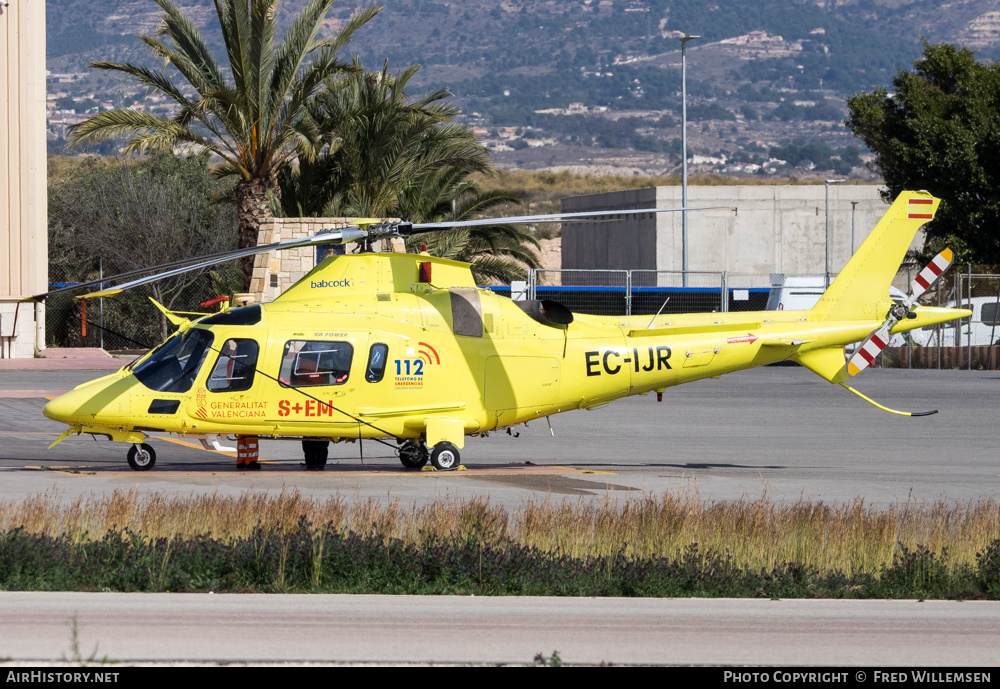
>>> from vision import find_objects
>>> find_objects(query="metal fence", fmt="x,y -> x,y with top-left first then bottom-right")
530,269 -> 768,316
530,269 -> 776,316
528,266 -> 1000,370
45,260 -> 233,353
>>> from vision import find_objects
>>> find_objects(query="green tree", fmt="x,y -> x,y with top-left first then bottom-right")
277,59 -> 539,283
48,155 -> 239,344
846,42 -> 1000,263
278,59 -> 492,218
68,0 -> 380,288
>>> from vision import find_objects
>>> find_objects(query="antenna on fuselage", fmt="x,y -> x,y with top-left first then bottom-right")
646,297 -> 670,329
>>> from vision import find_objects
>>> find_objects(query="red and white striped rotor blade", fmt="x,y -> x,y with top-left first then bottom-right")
907,248 -> 953,305
848,323 -> 893,377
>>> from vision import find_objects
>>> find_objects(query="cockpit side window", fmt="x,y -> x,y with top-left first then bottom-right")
133,328 -> 214,393
278,340 -> 354,388
207,338 -> 259,393
365,343 -> 389,383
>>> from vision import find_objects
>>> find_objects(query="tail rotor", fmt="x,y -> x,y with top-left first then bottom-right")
847,247 -> 954,377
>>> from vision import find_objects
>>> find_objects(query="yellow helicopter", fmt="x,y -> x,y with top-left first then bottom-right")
36,190 -> 968,471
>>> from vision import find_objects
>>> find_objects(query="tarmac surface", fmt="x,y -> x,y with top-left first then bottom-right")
0,360 -> 997,509
1,593 -> 997,666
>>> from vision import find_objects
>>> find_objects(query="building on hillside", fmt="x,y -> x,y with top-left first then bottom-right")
1,1 -> 48,358
560,186 -> 916,278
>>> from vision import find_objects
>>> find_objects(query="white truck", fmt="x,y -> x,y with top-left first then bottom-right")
909,296 -> 1000,347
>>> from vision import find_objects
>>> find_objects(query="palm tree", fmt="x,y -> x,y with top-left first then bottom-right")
68,0 -> 380,288
277,60 -> 538,283
401,167 -> 541,285
278,59 -> 492,218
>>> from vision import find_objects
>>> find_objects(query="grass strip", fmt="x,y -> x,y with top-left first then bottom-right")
0,489 -> 998,598
1,522 -> 998,598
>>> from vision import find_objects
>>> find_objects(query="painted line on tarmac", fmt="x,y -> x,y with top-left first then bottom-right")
0,390 -> 69,399
0,432 -> 62,436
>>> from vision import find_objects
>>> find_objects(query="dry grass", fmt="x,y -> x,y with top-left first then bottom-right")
1,488 -> 995,574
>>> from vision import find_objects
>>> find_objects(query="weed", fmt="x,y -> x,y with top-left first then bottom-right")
63,614 -> 114,666
975,538 -> 1000,596
533,651 -> 563,667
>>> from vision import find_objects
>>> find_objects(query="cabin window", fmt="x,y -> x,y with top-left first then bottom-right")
133,328 -> 214,393
278,340 -> 354,388
207,338 -> 259,393
365,343 -> 389,383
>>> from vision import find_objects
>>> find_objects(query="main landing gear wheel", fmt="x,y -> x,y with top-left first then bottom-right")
430,442 -> 460,471
127,443 -> 156,471
398,440 -> 429,469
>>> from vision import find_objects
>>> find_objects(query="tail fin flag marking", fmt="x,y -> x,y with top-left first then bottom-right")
907,197 -> 934,220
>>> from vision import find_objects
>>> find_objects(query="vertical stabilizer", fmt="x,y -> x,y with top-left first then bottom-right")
812,191 -> 939,320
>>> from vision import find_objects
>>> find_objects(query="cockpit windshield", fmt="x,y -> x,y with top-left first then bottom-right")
133,328 -> 214,393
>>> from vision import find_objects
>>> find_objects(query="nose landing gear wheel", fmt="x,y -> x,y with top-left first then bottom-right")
398,440 -> 429,469
430,442 -> 460,471
127,443 -> 156,471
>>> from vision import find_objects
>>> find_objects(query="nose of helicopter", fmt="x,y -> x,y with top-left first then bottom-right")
42,374 -> 130,426
43,387 -> 90,425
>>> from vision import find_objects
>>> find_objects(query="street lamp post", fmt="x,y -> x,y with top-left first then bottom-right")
850,201 -> 859,256
680,34 -> 700,287
825,178 -> 845,286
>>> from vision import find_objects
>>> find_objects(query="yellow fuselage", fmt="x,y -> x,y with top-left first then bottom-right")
42,252 -> 965,451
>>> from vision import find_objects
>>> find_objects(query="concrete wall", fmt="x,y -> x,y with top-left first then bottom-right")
562,186 -> 909,277
560,187 -> 660,272
0,1 -> 47,358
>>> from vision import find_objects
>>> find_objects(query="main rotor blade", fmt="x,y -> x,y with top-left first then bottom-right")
30,205 -> 733,301
28,250 -> 255,302
906,247 -> 953,307
407,205 -> 724,231
75,226 -> 366,300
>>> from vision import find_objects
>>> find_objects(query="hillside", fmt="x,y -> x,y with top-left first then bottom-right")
44,0 -> 1000,176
